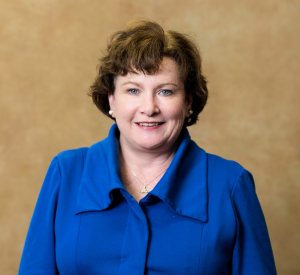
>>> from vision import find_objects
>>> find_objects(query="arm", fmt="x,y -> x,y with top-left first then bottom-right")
231,169 -> 277,274
19,157 -> 61,275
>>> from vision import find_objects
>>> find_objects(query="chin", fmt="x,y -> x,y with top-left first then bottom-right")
135,139 -> 166,151
138,136 -> 178,152
138,143 -> 163,151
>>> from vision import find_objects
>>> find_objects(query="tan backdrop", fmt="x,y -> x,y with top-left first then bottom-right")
0,0 -> 299,274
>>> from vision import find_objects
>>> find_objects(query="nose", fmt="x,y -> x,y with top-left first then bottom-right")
140,93 -> 160,116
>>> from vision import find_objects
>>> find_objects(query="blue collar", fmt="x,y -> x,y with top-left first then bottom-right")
75,124 -> 208,222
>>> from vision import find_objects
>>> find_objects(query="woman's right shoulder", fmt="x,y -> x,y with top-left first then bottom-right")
46,137 -> 109,185
54,137 -> 109,168
39,147 -> 91,201
56,147 -> 89,163
41,147 -> 89,182
52,147 -> 89,175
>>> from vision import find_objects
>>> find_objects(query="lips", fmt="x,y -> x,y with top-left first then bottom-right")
136,122 -> 164,127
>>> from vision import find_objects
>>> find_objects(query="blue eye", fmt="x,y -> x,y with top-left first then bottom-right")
160,90 -> 172,96
128,89 -> 138,95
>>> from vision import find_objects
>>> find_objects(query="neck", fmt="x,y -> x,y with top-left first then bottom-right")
119,139 -> 177,172
118,133 -> 182,201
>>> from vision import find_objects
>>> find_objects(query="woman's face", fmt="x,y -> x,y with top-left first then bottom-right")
108,57 -> 192,154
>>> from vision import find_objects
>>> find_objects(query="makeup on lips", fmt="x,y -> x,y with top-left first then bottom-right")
135,122 -> 164,130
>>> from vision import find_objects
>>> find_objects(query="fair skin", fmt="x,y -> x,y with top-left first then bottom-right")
108,57 -> 192,202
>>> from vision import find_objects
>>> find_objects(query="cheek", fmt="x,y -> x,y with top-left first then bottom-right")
164,102 -> 187,120
115,100 -> 136,119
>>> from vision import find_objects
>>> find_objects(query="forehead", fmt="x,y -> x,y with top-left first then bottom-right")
115,57 -> 181,86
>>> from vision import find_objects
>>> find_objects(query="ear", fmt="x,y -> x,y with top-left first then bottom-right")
185,93 -> 193,118
108,92 -> 115,118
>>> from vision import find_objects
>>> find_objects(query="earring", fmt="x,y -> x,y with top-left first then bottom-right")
188,109 -> 193,115
108,110 -> 114,116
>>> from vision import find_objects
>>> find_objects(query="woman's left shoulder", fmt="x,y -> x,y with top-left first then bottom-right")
206,152 -> 254,191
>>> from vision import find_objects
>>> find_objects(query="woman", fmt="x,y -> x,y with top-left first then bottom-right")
19,20 -> 277,274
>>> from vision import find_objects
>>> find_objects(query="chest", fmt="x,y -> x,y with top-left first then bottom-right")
55,195 -> 208,275
55,189 -> 236,275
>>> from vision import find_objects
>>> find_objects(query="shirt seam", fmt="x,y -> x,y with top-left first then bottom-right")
197,154 -> 217,274
52,157 -> 62,273
196,223 -> 205,275
53,156 -> 63,206
230,168 -> 245,199
75,214 -> 82,275
117,207 -> 131,275
230,168 -> 245,224
229,167 -> 245,274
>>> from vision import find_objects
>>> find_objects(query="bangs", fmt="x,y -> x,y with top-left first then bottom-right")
107,23 -> 166,76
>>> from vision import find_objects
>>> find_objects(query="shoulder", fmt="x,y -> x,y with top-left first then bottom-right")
187,139 -> 243,174
206,152 -> 251,191
56,147 -> 89,163
54,136 -> 110,165
52,137 -> 110,175
52,147 -> 88,172
208,153 -> 244,176
186,138 -> 251,192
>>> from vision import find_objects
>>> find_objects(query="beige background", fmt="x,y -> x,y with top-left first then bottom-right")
0,0 -> 299,274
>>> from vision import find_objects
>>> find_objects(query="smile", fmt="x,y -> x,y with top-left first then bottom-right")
136,122 -> 163,127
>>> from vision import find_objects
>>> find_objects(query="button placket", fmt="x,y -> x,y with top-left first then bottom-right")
118,190 -> 149,275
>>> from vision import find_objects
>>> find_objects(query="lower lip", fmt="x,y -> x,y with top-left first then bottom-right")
135,123 -> 164,130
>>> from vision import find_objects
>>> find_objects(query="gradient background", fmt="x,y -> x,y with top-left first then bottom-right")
1,0 -> 299,274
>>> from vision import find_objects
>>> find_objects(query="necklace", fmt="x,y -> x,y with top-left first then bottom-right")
130,168 -> 167,193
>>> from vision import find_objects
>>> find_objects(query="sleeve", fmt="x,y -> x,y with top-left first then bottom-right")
19,157 -> 61,275
231,169 -> 277,275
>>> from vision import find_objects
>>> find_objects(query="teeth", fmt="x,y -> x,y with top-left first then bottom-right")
138,123 -> 159,126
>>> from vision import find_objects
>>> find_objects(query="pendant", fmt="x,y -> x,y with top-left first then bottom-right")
140,186 -> 148,193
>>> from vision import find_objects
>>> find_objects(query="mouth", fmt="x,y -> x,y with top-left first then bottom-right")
135,122 -> 164,127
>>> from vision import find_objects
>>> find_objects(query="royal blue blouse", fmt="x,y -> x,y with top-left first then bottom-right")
19,124 -> 277,274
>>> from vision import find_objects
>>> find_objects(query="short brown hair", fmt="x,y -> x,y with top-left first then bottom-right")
89,19 -> 208,126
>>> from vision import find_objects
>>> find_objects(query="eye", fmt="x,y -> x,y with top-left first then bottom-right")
128,89 -> 139,95
160,90 -> 172,96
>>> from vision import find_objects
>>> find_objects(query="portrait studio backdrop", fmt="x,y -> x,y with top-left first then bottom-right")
0,0 -> 299,274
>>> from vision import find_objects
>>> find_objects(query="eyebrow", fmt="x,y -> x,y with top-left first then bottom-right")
120,81 -> 142,87
120,81 -> 179,88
